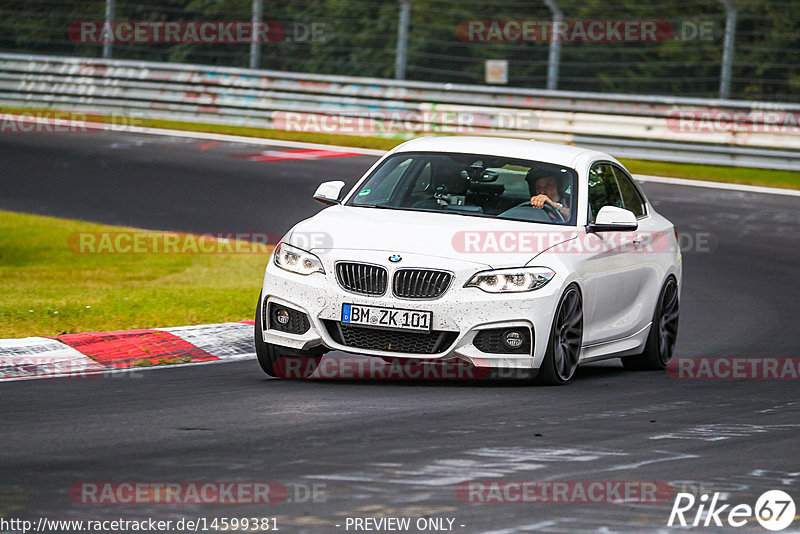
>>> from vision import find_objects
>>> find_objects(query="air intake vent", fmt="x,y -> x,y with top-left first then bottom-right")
393,269 -> 453,299
335,262 -> 388,296
268,303 -> 310,334
323,320 -> 458,354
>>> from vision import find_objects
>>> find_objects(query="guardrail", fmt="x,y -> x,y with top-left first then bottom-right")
1,52 -> 799,170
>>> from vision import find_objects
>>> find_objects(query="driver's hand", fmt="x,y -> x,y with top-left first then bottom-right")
530,194 -> 553,209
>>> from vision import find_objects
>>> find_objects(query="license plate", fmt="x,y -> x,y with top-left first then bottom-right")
342,304 -> 432,332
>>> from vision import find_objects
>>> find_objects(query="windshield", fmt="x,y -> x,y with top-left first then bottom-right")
346,151 -> 578,225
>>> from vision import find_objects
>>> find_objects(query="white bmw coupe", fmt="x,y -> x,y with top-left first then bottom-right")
255,137 -> 681,384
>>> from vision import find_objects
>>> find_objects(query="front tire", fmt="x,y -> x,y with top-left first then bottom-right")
254,291 -> 322,378
621,276 -> 679,371
534,284 -> 583,386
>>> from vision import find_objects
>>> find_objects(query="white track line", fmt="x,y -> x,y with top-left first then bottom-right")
102,124 -> 800,199
118,125 -> 389,156
2,113 -> 387,156
633,174 -> 800,197
0,344 -> 256,383
4,113 -> 800,196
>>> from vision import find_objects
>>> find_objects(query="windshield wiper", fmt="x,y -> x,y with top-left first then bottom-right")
353,203 -> 396,209
352,204 -> 516,221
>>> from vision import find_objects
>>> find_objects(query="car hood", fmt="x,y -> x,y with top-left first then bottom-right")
287,205 -> 577,269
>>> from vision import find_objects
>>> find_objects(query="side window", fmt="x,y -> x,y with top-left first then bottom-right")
613,166 -> 647,218
588,163 -> 623,221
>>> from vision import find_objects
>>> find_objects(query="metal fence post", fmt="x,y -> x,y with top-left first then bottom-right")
250,0 -> 263,69
543,0 -> 562,90
103,0 -> 115,58
395,0 -> 410,80
718,0 -> 737,99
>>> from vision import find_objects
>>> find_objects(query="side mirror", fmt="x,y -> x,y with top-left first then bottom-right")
313,180 -> 346,206
587,206 -> 638,232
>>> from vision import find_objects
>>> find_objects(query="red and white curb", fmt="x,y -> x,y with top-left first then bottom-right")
0,322 -> 256,382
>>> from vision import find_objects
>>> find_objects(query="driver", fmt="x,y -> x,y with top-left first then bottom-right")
527,173 -> 570,220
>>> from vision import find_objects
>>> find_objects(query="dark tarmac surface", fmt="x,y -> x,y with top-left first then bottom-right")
1,131 -> 798,532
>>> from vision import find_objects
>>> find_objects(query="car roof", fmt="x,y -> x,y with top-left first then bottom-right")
390,136 -> 611,168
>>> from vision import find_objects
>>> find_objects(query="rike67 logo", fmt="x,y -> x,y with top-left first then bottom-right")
668,490 -> 795,531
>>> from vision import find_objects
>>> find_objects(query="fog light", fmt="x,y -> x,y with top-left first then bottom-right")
275,308 -> 290,325
503,330 -> 523,349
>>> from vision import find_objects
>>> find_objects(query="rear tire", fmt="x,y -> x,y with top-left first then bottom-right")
534,284 -> 583,386
621,276 -> 679,371
254,291 -> 322,378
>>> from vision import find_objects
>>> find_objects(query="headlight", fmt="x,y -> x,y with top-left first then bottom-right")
465,267 -> 555,293
273,242 -> 325,275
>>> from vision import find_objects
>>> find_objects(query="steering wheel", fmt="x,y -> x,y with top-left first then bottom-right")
516,201 -> 566,223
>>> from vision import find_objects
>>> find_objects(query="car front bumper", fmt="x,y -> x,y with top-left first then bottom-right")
260,250 -> 565,370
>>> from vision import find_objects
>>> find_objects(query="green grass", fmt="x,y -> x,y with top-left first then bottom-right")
3,106 -> 799,189
103,116 -> 800,191
147,117 -> 404,151
152,118 -> 800,189
618,158 -> 800,190
2,106 -> 797,338
132,356 -> 194,367
0,210 -> 268,338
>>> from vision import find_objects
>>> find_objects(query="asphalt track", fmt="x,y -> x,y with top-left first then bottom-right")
1,131 -> 799,533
